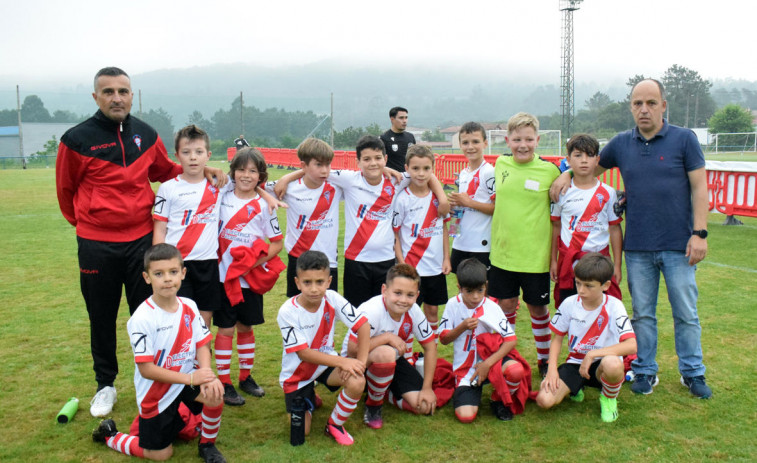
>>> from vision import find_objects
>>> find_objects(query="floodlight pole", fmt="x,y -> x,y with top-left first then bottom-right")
560,0 -> 583,142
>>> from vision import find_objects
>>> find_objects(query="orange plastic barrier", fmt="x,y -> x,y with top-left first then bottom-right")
226,147 -> 236,162
712,170 -> 757,218
706,169 -> 719,211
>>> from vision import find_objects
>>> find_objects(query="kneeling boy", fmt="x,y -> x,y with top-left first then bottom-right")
93,244 -> 226,463
439,258 -> 528,423
276,250 -> 371,446
341,263 -> 438,429
536,253 -> 637,423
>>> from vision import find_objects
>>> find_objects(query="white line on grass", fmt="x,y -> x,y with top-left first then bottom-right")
701,261 -> 757,274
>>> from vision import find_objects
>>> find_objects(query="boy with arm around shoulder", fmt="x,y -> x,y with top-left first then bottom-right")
93,243 -> 226,463
536,253 -> 637,423
393,145 -> 451,331
276,250 -> 371,446
549,133 -> 623,308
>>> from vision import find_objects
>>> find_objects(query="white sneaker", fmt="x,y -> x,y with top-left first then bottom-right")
90,386 -> 117,417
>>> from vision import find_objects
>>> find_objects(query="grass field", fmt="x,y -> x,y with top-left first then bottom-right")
1,161 -> 756,462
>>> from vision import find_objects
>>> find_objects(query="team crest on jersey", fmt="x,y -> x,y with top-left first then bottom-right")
432,198 -> 439,208
471,177 -> 480,190
596,193 -> 605,208
132,134 -> 142,151
323,190 -> 332,203
391,144 -> 399,152
208,184 -> 217,195
324,310 -> 331,325
184,314 -> 191,328
247,205 -> 256,217
384,185 -> 393,196
401,321 -> 412,339
596,315 -> 605,329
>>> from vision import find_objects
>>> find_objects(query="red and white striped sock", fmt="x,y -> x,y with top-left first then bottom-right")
365,362 -> 395,407
601,376 -> 623,399
386,390 -> 417,414
214,334 -> 233,385
531,313 -> 551,360
106,433 -> 144,458
504,362 -> 524,396
199,403 -> 223,445
237,330 -> 255,382
328,390 -> 359,426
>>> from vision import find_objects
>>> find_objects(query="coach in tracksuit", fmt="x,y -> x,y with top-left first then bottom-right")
55,67 -> 225,417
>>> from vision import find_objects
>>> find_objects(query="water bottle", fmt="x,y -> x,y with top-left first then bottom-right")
448,207 -> 464,238
290,397 -> 306,446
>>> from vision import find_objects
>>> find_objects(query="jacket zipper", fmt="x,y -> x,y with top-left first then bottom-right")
117,122 -> 126,166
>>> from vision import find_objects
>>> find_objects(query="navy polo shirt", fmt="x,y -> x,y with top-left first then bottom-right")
599,120 -> 705,252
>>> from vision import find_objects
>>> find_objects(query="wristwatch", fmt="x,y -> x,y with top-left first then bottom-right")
692,229 -> 708,239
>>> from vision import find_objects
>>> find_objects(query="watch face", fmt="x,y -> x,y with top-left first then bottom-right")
694,230 -> 708,238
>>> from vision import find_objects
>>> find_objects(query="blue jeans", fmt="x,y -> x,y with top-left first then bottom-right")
625,251 -> 706,377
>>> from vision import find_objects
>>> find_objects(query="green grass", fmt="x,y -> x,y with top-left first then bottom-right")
1,162 -> 756,462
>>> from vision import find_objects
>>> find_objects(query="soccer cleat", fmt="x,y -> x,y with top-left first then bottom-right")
599,395 -> 618,423
630,374 -> 659,395
223,383 -> 246,406
680,375 -> 712,399
569,388 -> 585,402
537,359 -> 549,379
92,419 -> 118,443
198,443 -> 227,463
90,386 -> 117,417
239,376 -> 265,397
490,401 -> 513,421
363,405 -> 383,429
325,423 -> 354,446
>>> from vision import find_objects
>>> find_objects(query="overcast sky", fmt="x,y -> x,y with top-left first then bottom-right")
2,0 -> 755,86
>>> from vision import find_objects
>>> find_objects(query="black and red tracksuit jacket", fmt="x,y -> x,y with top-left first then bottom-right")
56,110 -> 182,242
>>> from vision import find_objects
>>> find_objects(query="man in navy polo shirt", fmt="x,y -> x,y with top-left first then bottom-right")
550,79 -> 711,399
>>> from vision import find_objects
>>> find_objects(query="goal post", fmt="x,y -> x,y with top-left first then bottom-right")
487,129 -> 562,157
709,132 -> 757,154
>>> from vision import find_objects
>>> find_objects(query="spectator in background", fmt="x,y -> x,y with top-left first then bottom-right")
380,106 -> 416,172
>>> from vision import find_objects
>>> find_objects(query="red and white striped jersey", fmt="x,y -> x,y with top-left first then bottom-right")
277,290 -> 368,393
127,296 -> 212,418
392,189 -> 449,277
438,295 -> 515,386
550,180 -> 621,253
153,176 -> 227,261
328,170 -> 410,262
266,179 -> 342,267
549,294 -> 635,365
218,191 -> 282,288
452,163 -> 496,253
340,294 -> 435,357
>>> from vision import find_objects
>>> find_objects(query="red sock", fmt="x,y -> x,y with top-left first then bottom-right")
237,330 -> 255,382
214,334 -> 233,385
601,376 -> 623,399
365,362 -> 396,406
199,403 -> 223,445
386,390 -> 417,414
328,390 -> 359,426
504,362 -> 524,396
531,313 -> 551,360
106,433 -> 144,458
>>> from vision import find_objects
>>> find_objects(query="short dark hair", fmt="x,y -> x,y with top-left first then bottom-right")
406,144 -> 434,166
356,135 -> 386,159
174,124 -> 210,153
459,122 -> 487,141
144,243 -> 183,272
296,250 -> 330,274
93,67 -> 129,90
566,133 -> 599,157
455,258 -> 488,289
389,106 -> 408,118
229,147 -> 268,185
386,263 -> 420,288
297,137 -> 334,165
631,78 -> 666,101
573,252 -> 614,284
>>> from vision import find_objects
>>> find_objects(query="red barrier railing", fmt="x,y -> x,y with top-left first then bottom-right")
713,170 -> 757,218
